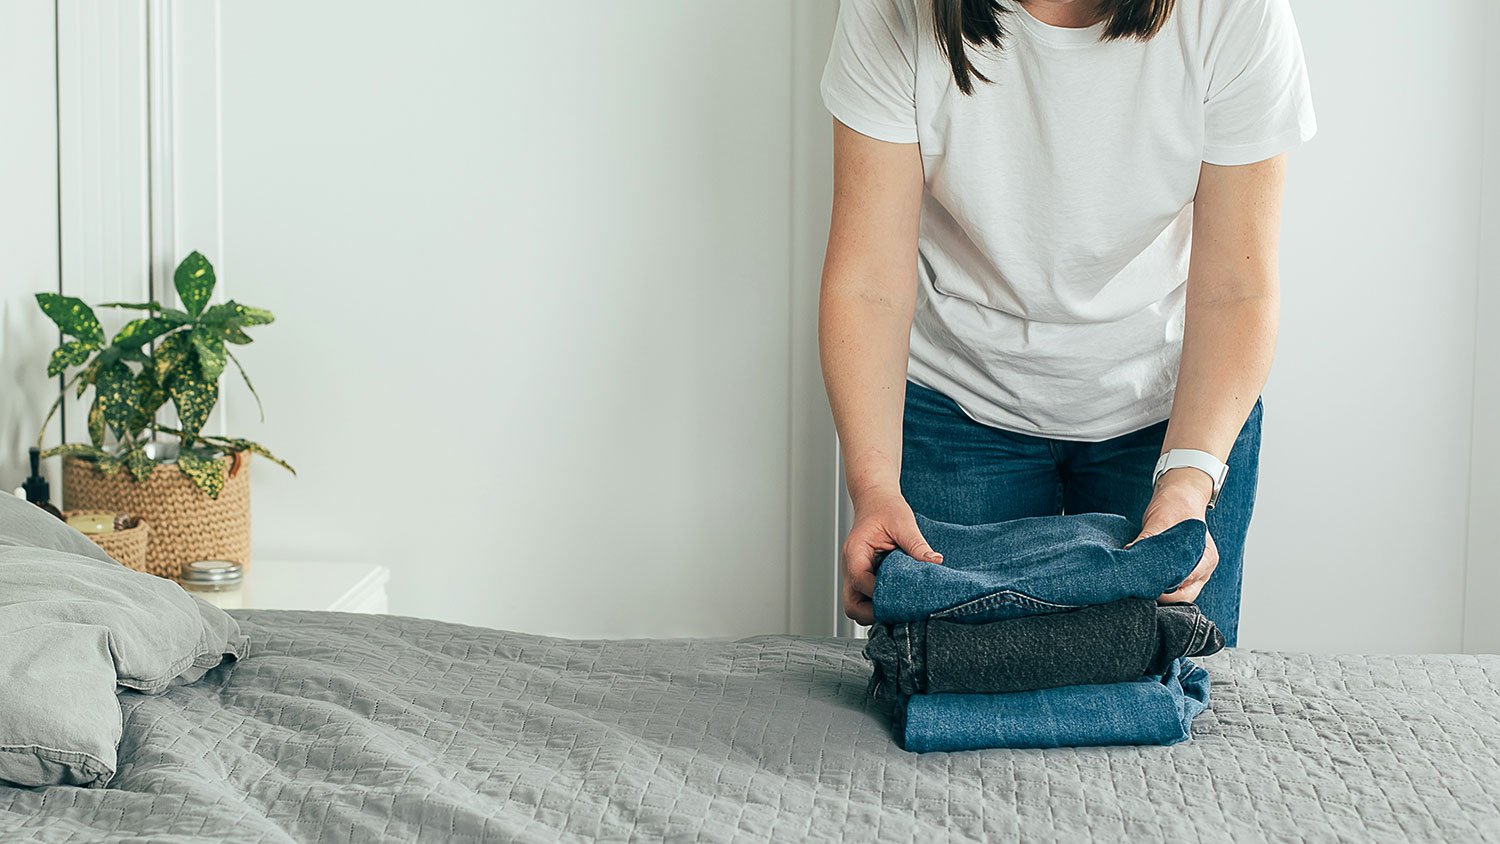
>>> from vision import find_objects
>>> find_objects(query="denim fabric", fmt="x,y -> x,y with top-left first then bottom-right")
900,659 -> 1211,752
871,513 -> 1206,625
900,380 -> 1262,645
864,599 -> 1223,700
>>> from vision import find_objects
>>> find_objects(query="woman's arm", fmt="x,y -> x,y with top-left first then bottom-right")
1141,154 -> 1287,602
821,120 -> 942,624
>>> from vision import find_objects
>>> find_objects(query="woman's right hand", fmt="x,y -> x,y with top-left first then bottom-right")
842,490 -> 943,625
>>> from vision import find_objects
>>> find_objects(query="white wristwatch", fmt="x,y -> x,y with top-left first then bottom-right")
1152,449 -> 1229,509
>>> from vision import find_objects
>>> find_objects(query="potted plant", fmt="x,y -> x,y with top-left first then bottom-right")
34,251 -> 293,574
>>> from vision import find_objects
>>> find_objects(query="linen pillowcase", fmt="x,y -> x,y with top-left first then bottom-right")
0,623 -> 123,788
0,545 -> 248,692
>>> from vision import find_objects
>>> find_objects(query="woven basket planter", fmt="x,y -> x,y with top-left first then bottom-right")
63,453 -> 251,576
61,510 -> 157,576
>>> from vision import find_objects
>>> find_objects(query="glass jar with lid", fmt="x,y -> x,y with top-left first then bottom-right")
180,560 -> 244,609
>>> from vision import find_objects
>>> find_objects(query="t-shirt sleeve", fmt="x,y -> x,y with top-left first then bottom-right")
1202,0 -> 1317,166
820,0 -> 920,144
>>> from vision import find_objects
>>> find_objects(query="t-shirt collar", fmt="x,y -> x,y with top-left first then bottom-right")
1006,1 -> 1108,47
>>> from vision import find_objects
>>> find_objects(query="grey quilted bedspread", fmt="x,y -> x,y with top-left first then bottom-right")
1,611 -> 1497,842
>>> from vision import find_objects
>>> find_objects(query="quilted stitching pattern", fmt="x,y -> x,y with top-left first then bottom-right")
0,611 -> 1497,842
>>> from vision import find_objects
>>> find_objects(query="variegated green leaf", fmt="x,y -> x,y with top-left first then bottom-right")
220,324 -> 254,345
191,327 -> 227,382
98,301 -> 165,310
130,367 -> 167,431
96,345 -> 124,365
168,366 -> 218,440
113,317 -> 180,351
35,293 -> 104,346
47,341 -> 95,377
87,397 -> 107,447
173,251 -> 216,317
239,306 -> 273,326
154,332 -> 194,384
225,350 -> 265,421
98,301 -> 191,323
94,361 -> 140,439
176,450 -> 225,499
75,357 -> 103,398
123,448 -> 157,482
39,443 -> 111,462
218,437 -> 296,475
201,300 -> 274,328
119,348 -> 150,365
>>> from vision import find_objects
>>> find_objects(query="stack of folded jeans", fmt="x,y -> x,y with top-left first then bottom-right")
865,513 -> 1226,752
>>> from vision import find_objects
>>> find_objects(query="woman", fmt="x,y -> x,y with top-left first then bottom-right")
819,0 -> 1315,644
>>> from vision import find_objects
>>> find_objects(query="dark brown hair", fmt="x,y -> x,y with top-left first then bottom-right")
934,0 -> 1177,94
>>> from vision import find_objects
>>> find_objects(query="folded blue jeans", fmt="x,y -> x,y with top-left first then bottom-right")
899,380 -> 1262,645
869,481 -> 1220,752
901,658 -> 1211,752
872,513 -> 1207,625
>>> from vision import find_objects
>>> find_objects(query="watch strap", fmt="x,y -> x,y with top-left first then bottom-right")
1153,448 -> 1229,509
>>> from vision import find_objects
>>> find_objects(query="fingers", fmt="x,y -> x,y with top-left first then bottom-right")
1157,579 -> 1205,605
840,501 -> 942,599
1158,562 -> 1210,603
840,540 -> 875,623
839,531 -> 878,629
1158,532 -> 1220,605
891,510 -> 943,564
844,561 -> 876,604
839,495 -> 941,626
842,583 -> 874,625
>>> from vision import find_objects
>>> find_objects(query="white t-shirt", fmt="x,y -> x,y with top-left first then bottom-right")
821,0 -> 1316,440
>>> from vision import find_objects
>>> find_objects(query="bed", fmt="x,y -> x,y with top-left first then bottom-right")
1,610 -> 1497,843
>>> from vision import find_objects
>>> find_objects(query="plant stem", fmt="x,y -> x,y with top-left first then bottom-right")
35,369 -> 86,450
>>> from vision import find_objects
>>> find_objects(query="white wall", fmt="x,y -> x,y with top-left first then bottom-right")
215,2 -> 807,637
1465,1 -> 1500,654
789,3 -> 841,636
0,0 -> 60,491
1245,0 -> 1490,653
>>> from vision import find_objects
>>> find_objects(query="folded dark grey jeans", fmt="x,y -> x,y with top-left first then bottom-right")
864,598 -> 1224,701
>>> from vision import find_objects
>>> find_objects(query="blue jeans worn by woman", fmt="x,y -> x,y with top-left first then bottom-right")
898,380 -> 1262,646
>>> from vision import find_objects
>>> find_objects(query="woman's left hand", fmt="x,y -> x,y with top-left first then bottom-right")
1131,469 -> 1218,604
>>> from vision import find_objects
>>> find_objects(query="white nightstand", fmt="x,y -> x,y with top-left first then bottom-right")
239,560 -> 391,614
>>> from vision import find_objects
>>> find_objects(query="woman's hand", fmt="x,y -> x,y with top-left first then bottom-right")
842,490 -> 943,625
1132,468 -> 1218,604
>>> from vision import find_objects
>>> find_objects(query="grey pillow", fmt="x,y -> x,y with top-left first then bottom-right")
0,493 -> 248,788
